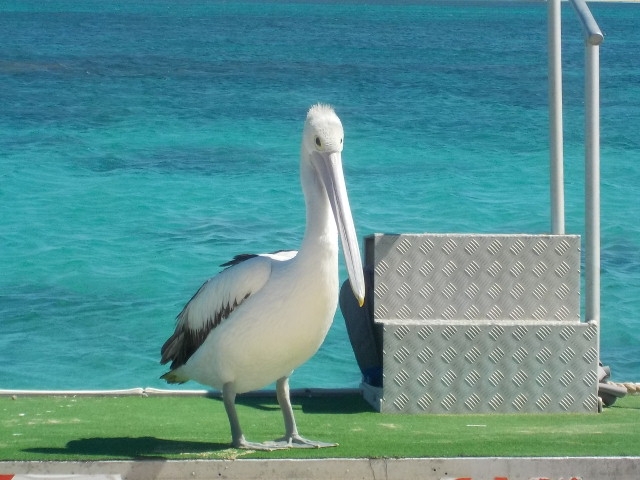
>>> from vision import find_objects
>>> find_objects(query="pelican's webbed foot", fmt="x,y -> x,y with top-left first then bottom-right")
265,434 -> 338,449
234,435 -> 289,451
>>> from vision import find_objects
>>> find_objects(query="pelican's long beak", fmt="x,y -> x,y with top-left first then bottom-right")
313,151 -> 365,307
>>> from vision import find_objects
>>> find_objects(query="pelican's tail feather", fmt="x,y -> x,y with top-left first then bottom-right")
161,368 -> 188,384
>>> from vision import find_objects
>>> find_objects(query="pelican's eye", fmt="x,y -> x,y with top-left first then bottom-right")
315,136 -> 322,148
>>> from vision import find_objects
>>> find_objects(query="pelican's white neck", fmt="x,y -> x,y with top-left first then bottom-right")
297,155 -> 338,260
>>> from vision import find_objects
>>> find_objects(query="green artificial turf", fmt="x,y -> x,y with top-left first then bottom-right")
1,393 -> 639,461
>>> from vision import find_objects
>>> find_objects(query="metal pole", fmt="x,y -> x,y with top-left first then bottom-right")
548,0 -> 565,235
585,42 -> 600,325
571,0 -> 605,46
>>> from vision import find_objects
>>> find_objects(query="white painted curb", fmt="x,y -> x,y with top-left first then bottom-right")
2,457 -> 640,480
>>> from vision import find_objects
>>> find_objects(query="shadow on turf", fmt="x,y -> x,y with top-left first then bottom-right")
232,393 -> 373,415
25,436 -> 230,459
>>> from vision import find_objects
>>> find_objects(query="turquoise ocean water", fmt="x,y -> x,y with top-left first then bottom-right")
1,1 -> 639,390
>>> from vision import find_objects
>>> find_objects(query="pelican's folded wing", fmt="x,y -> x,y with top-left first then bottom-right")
161,254 -> 280,371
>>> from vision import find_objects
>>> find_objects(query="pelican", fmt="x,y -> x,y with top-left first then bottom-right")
160,104 -> 365,450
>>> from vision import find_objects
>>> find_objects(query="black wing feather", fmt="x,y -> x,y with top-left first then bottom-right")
160,291 -> 249,372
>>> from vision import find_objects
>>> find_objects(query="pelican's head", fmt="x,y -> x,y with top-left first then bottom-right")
302,104 -> 365,306
302,104 -> 344,157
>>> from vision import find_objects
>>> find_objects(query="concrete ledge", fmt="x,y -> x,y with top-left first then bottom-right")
2,457 -> 640,480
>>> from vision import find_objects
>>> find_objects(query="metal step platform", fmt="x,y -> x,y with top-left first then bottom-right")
343,233 -> 599,414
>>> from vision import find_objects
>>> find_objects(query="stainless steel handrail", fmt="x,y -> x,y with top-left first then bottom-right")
570,0 -> 603,327
570,0 -> 604,45
548,0 -> 603,328
548,0 -> 565,235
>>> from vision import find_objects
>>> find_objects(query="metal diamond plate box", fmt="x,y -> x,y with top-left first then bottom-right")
362,234 -> 599,414
366,233 -> 580,323
370,320 -> 599,414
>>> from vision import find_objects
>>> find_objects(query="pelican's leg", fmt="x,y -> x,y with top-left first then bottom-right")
223,382 -> 285,451
268,376 -> 338,449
